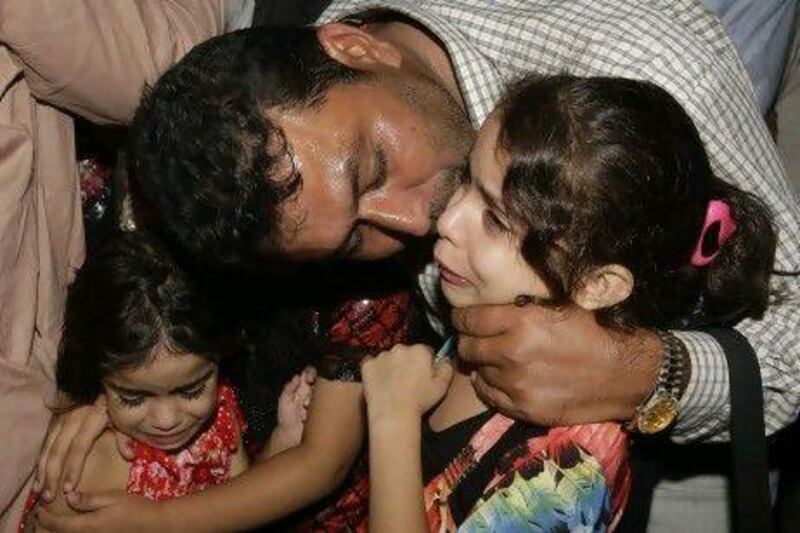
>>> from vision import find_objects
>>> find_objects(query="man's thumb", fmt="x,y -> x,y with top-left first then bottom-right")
66,489 -> 124,512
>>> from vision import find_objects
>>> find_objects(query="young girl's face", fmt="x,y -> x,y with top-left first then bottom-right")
435,115 -> 550,308
102,348 -> 218,451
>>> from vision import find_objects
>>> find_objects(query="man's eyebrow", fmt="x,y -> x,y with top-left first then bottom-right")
344,137 -> 362,207
368,145 -> 388,193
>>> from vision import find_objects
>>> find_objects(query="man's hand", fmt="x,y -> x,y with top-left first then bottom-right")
35,397 -> 133,501
37,491 -> 164,533
452,302 -> 664,426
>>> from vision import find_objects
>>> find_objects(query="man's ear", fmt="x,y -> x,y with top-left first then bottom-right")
573,264 -> 634,310
317,23 -> 402,71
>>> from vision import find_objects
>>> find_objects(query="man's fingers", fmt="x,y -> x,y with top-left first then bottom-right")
474,365 -> 509,391
456,334 -> 511,368
451,304 -> 513,337
472,374 -> 517,414
35,416 -> 63,491
62,409 -> 109,491
42,420 -> 81,500
66,489 -> 124,512
37,506 -> 86,532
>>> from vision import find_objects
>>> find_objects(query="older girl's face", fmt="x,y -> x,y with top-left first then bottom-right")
102,348 -> 218,451
434,115 -> 550,308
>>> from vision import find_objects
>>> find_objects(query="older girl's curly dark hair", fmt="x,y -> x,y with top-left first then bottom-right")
498,75 -> 777,330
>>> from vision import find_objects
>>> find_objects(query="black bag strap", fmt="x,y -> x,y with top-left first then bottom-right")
708,328 -> 774,533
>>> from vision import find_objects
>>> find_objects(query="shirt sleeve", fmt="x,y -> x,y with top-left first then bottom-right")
0,0 -> 227,124
662,5 -> 800,443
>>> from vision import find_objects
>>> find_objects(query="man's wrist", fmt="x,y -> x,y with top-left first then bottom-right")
626,329 -> 691,434
617,328 -> 663,421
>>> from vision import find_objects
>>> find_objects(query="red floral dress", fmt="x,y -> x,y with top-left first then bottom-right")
126,382 -> 245,500
19,383 -> 244,531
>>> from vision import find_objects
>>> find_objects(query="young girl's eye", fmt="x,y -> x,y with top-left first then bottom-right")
118,394 -> 145,408
180,382 -> 208,400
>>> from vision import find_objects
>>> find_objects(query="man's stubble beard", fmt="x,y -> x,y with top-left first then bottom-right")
396,71 -> 475,234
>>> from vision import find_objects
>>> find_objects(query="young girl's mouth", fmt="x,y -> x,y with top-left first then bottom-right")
437,261 -> 472,287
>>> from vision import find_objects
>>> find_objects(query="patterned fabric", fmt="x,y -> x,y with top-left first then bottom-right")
127,382 -> 245,500
319,0 -> 800,443
320,290 -> 414,381
308,414 -> 630,531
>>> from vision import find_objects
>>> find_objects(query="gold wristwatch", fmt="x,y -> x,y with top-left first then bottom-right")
628,330 -> 688,434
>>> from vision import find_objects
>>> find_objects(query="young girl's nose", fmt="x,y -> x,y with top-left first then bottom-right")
149,400 -> 181,432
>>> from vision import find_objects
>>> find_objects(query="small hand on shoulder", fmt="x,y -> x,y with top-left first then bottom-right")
266,366 -> 317,458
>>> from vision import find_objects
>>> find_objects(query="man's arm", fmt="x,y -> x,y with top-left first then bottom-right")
0,0 -> 229,124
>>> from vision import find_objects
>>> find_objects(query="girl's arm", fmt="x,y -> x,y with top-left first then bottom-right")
228,436 -> 249,478
367,408 -> 427,533
361,345 -> 453,533
38,377 -> 364,532
162,377 -> 364,530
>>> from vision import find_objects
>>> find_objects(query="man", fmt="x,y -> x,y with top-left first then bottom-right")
9,1 -> 800,531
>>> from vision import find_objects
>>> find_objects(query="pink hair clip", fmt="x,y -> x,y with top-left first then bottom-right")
690,199 -> 737,267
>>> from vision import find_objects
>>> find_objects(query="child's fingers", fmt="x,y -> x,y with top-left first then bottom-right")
282,375 -> 301,395
298,380 -> 312,406
301,366 -> 317,384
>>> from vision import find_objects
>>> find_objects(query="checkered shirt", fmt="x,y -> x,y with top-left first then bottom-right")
319,0 -> 800,443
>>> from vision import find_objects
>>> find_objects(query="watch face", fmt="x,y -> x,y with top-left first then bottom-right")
638,394 -> 679,434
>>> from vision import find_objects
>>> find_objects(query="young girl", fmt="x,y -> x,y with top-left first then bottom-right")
361,75 -> 777,531
23,231 -> 314,530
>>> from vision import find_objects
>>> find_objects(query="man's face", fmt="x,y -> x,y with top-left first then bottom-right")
269,70 -> 474,261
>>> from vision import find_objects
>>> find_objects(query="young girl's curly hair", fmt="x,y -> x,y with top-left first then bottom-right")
57,231 -> 228,405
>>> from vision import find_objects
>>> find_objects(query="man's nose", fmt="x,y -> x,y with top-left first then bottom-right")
149,399 -> 181,433
359,188 -> 432,237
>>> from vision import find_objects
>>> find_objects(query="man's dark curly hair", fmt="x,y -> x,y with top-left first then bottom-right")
129,26 -> 367,265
